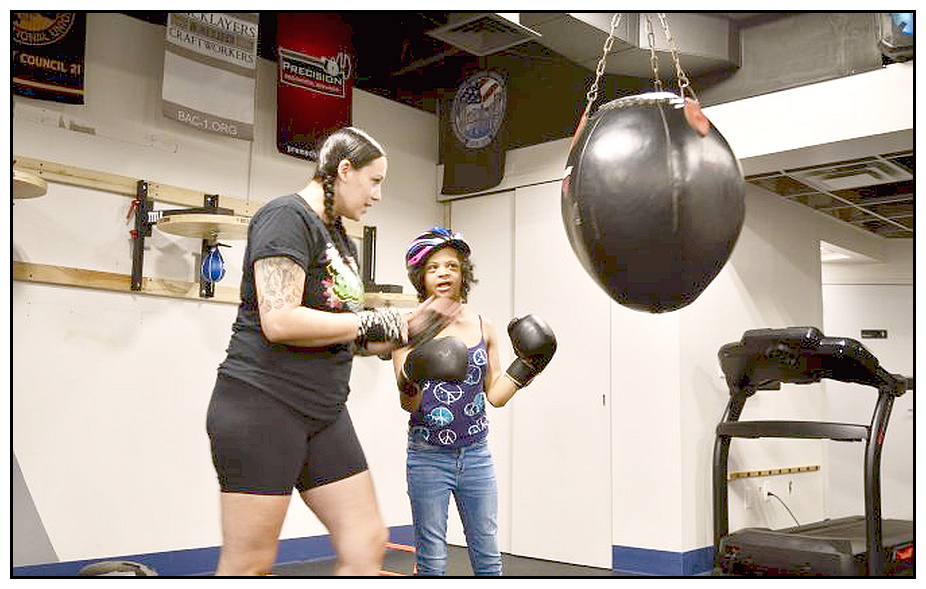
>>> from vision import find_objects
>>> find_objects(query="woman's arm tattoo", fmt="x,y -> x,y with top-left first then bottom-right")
255,257 -> 304,315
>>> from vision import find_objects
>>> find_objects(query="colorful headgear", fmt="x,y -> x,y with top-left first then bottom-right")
405,227 -> 471,271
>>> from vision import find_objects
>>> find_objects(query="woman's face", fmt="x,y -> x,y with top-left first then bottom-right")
423,247 -> 463,301
335,155 -> 387,221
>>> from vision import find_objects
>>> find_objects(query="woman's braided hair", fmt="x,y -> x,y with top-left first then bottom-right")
313,127 -> 386,260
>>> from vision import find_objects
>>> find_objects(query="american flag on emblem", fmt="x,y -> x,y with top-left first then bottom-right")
461,76 -> 501,108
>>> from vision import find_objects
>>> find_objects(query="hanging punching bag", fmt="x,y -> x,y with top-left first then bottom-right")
561,92 -> 745,313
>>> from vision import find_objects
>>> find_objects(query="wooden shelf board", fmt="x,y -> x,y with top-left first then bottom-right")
13,261 -> 241,305
13,261 -> 417,308
12,155 -> 363,238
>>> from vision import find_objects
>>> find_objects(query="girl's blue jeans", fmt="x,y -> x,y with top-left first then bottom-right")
406,439 -> 502,576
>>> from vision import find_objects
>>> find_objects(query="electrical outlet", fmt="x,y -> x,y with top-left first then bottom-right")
744,483 -> 757,509
759,482 -> 771,502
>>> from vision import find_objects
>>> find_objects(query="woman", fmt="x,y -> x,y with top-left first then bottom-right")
392,228 -> 556,575
206,128 -> 458,576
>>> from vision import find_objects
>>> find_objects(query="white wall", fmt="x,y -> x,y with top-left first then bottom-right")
822,283 -> 913,521
822,240 -> 914,285
821,238 -> 913,522
13,13 -> 442,564
612,180 -> 835,554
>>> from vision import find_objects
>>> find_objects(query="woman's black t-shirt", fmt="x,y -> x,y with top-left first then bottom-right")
218,194 -> 365,422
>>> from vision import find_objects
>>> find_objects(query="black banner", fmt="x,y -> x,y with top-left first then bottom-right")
440,69 -> 508,195
12,12 -> 86,104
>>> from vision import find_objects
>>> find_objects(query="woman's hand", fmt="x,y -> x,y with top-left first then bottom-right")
404,295 -> 462,348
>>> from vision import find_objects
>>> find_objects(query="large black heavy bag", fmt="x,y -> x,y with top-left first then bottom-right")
562,92 -> 745,313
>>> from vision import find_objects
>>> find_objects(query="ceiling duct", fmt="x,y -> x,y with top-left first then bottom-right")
789,156 -> 912,191
426,12 -> 745,77
427,13 -> 541,56
520,12 -> 740,78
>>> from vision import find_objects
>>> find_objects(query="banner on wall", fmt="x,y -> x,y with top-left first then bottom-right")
276,13 -> 354,161
440,69 -> 508,195
12,12 -> 87,104
162,12 -> 259,140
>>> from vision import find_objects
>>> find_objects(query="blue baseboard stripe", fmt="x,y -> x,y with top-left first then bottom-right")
12,525 -> 415,577
612,544 -> 714,576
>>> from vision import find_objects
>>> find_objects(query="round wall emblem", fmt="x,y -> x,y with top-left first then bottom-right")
451,70 -> 506,150
12,13 -> 76,46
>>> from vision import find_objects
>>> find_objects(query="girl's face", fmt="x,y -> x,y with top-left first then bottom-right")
334,155 -> 387,221
423,247 -> 463,301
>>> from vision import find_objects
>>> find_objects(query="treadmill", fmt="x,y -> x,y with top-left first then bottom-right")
712,327 -> 913,576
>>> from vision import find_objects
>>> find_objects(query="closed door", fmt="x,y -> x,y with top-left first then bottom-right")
451,184 -> 613,568
509,182 -> 612,568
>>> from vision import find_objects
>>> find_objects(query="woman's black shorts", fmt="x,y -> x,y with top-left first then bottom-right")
206,374 -> 368,495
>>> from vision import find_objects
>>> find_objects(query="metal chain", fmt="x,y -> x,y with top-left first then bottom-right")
644,13 -> 663,92
582,13 -> 622,119
580,13 -> 701,118
657,13 -> 698,101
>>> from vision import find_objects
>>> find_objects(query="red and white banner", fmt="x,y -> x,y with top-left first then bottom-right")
162,13 -> 259,140
276,13 -> 354,160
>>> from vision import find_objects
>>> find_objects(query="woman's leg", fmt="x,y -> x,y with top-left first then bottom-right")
214,492 -> 291,576
207,377 -> 312,576
296,409 -> 386,576
300,471 -> 387,576
455,442 -> 502,576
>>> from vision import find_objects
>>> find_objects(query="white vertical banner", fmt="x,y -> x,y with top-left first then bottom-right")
162,12 -> 259,140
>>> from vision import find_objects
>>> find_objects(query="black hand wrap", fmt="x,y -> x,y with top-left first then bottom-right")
355,307 -> 405,347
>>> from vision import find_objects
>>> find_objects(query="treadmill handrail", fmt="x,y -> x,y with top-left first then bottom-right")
717,420 -> 869,442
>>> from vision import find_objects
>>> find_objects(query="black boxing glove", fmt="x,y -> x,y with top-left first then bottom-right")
399,337 -> 468,396
505,314 -> 557,388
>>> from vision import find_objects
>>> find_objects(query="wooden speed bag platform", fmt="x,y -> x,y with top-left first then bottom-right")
156,213 -> 249,241
13,169 -> 48,199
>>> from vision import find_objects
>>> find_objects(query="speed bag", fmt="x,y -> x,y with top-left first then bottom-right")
561,92 -> 745,313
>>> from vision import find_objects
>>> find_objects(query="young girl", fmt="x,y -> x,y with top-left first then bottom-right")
392,227 -> 556,575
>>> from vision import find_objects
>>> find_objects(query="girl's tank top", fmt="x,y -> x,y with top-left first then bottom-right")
408,317 -> 489,448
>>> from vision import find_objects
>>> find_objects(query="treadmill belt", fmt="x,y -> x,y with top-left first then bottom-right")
718,517 -> 913,576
